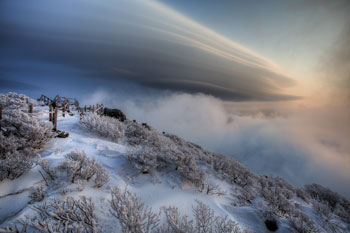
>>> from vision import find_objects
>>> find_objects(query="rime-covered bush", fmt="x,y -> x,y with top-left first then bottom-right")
163,201 -> 244,233
80,112 -> 124,142
201,181 -> 226,196
110,188 -> 246,233
23,196 -> 102,232
162,206 -> 194,233
0,93 -> 53,181
288,210 -> 319,233
38,157 -> 57,181
126,128 -> 206,187
305,184 -> 350,223
125,120 -> 158,146
0,92 -> 35,110
1,102 -> 53,150
110,187 -> 161,233
212,153 -> 257,188
260,176 -> 297,217
60,150 -> 109,187
29,186 -> 46,203
95,166 -> 110,188
127,142 -> 205,187
0,150 -> 34,180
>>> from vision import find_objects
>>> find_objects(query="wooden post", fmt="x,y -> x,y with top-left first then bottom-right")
49,105 -> 53,122
0,105 -> 2,120
29,104 -> 33,114
53,107 -> 58,131
63,103 -> 66,117
84,105 -> 87,112
80,108 -> 84,120
92,105 -> 95,113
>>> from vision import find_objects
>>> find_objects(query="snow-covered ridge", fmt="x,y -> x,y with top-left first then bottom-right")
0,93 -> 349,233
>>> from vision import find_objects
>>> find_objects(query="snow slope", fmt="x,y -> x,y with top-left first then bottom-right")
0,96 -> 349,233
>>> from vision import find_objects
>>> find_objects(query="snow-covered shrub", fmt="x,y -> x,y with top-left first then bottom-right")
288,210 -> 319,233
193,200 -> 214,233
94,166 -> 110,188
110,187 -> 161,233
162,206 -> 195,233
125,120 -> 161,146
262,185 -> 295,217
202,181 -> 226,196
214,215 -> 242,233
162,201 -> 243,233
26,196 -> 102,232
60,150 -> 109,187
38,157 -> 57,181
0,150 -> 34,181
0,93 -> 53,181
295,188 -> 310,203
29,186 -> 46,203
0,92 -> 35,110
212,153 -> 257,188
164,133 -> 213,164
1,105 -> 53,150
237,188 -> 254,205
126,130 -> 206,187
127,145 -> 168,173
312,200 -> 347,233
80,112 -> 124,142
305,183 -> 350,223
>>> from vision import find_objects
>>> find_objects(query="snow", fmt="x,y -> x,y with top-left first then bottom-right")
0,100 -> 349,232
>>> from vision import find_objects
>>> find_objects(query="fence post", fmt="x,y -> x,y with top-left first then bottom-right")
0,105 -> 2,120
92,105 -> 95,113
49,105 -> 53,122
53,107 -> 58,131
29,104 -> 33,114
80,108 -> 84,120
63,103 -> 66,117
84,105 -> 87,112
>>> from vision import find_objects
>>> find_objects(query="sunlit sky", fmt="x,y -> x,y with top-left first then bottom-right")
160,0 -> 348,104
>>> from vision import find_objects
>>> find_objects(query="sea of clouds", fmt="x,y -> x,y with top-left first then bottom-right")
84,89 -> 350,198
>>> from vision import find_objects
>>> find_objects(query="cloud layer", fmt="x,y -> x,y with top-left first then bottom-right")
85,89 -> 350,198
0,0 -> 299,101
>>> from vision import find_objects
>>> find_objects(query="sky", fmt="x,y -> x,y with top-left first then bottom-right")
0,0 -> 349,196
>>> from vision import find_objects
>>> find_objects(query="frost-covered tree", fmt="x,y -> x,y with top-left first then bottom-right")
38,157 -> 57,181
289,210 -> 319,233
80,112 -> 124,142
29,185 -> 46,204
27,196 -> 102,232
94,166 -> 110,188
192,200 -> 214,233
305,184 -> 350,224
162,206 -> 195,233
162,200 -> 244,233
0,93 -> 53,181
60,150 -> 109,187
110,187 -> 161,233
202,181 -> 226,196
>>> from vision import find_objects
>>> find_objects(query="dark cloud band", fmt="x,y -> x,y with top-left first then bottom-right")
0,0 -> 300,101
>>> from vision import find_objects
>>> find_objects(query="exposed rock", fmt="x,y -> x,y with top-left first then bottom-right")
55,130 -> 69,138
103,108 -> 126,122
142,123 -> 151,130
265,219 -> 278,232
